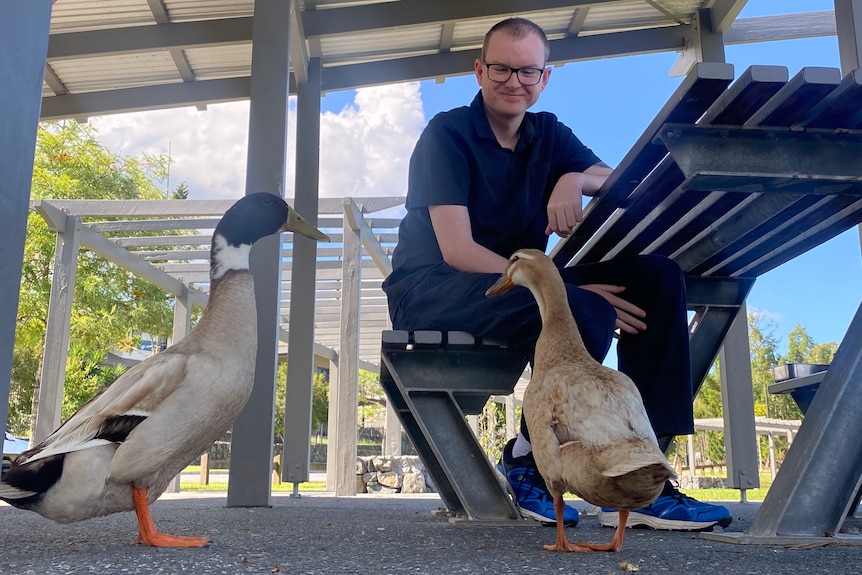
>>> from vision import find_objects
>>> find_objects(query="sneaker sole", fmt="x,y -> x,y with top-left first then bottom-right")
496,463 -> 578,527
597,510 -> 729,532
516,505 -> 578,527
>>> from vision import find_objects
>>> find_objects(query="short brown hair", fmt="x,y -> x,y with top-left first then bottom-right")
482,18 -> 550,63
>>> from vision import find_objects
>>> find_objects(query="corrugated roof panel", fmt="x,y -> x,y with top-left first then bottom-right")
319,25 -> 441,63
452,12 -> 575,47
50,0 -> 155,32
582,1 -> 693,32
451,1 -> 704,45
307,0 -> 395,9
185,45 -> 253,80
51,52 -> 181,93
164,0 -> 255,22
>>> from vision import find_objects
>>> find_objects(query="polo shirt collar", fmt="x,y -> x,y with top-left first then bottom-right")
470,91 -> 537,150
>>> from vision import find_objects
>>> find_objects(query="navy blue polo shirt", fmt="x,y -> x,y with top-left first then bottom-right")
385,91 -> 601,290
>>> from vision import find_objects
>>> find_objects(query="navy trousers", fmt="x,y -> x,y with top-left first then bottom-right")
384,254 -> 694,438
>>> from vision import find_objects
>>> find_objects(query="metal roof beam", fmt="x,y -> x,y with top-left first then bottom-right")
706,0 -> 749,34
40,76 -> 253,121
290,0 -> 310,85
42,8 -> 836,121
724,11 -> 837,44
46,17 -> 254,61
301,0 -> 617,38
28,198 -> 400,217
321,25 -> 691,91
39,24 -> 686,118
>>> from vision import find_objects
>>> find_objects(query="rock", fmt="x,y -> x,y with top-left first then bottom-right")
366,482 -> 398,494
377,471 -> 402,489
401,471 -> 426,494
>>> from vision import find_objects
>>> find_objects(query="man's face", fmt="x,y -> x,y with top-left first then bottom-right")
475,30 -> 550,121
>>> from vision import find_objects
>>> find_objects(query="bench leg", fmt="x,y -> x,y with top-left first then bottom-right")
705,300 -> 862,545
380,354 -> 522,523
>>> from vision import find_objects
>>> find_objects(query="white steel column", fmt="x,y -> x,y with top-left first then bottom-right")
283,57 -> 322,488
384,402 -> 401,456
33,216 -> 81,443
505,395 -> 516,440
670,7 -> 725,76
0,0 -> 53,449
165,283 -> 192,493
328,200 -> 361,495
835,0 -> 862,73
227,0 -> 291,507
719,304 -> 760,500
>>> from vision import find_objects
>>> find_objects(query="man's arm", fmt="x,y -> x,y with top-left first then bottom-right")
545,162 -> 613,238
429,204 -> 509,274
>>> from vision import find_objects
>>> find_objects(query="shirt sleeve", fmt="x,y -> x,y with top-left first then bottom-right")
406,115 -> 472,209
552,117 -> 603,176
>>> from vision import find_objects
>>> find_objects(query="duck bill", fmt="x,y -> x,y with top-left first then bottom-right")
485,276 -> 514,297
282,209 -> 330,241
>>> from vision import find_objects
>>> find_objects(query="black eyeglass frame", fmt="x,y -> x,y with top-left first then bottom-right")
482,61 -> 547,86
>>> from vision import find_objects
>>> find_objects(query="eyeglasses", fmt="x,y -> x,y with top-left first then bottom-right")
483,61 -> 546,86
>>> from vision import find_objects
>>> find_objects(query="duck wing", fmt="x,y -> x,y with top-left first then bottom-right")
16,351 -> 190,467
534,364 -> 659,451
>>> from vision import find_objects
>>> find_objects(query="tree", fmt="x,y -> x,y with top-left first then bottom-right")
780,323 -> 837,366
273,362 -> 329,442
10,121 -> 176,436
748,311 -> 781,418
172,181 -> 190,200
692,360 -> 725,464
783,323 -> 815,364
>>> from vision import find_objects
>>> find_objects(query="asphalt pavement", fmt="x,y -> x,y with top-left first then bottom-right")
3,491 -> 862,575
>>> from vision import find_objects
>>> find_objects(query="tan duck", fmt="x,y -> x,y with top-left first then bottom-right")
0,193 -> 329,548
486,248 -> 675,553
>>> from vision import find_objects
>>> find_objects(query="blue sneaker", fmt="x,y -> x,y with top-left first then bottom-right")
597,482 -> 732,531
497,438 -> 579,526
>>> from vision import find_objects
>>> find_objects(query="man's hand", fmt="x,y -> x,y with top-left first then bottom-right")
545,172 -> 585,238
545,165 -> 613,238
578,284 -> 647,335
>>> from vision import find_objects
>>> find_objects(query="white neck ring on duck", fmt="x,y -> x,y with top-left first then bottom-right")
210,234 -> 252,280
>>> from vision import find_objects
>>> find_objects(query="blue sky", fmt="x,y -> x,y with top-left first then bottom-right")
93,1 -> 856,356
317,0 -> 855,354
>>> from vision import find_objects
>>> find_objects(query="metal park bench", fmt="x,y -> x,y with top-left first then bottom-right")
381,62 -> 862,541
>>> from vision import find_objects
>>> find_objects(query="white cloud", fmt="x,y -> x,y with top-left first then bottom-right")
90,82 -> 425,205
747,306 -> 783,331
91,103 -> 250,200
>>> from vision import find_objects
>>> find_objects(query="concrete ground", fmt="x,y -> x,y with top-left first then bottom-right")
3,492 -> 862,575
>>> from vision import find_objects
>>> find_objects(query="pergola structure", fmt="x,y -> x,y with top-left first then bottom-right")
2,0 -> 860,507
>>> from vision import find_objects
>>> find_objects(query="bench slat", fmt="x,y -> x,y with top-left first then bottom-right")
743,66 -> 842,127
570,65 -> 788,265
551,61 -> 734,267
796,69 -> 862,129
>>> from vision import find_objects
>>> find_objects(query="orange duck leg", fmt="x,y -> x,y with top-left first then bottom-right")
543,495 -> 628,553
131,487 -> 210,548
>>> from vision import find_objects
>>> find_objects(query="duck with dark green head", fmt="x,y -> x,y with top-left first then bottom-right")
0,193 -> 328,548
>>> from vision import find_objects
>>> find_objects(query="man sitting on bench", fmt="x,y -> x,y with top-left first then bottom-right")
382,16 -> 731,532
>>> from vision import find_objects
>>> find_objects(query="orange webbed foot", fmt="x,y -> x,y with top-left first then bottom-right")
132,487 -> 211,548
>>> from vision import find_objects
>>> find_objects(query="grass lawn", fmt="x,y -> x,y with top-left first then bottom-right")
180,465 -> 774,502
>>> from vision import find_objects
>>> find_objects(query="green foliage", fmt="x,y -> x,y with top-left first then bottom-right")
477,399 -> 513,463
61,347 -> 127,422
10,121 -> 176,435
312,372 -> 329,432
273,363 -> 329,441
358,370 -> 385,427
692,362 -> 726,463
621,313 -> 839,478
172,181 -> 190,200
